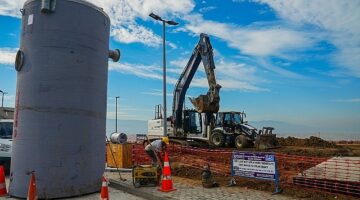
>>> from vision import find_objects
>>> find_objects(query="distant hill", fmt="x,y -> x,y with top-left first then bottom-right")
105,119 -> 359,140
106,119 -> 147,136
250,120 -> 359,140
249,120 -> 314,135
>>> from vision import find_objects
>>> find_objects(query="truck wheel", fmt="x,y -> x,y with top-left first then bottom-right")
134,180 -> 141,188
210,131 -> 225,147
235,135 -> 251,149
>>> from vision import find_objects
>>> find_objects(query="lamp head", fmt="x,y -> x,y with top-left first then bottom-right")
149,13 -> 162,21
166,20 -> 179,26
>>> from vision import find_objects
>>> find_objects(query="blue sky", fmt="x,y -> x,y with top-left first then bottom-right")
0,0 -> 359,139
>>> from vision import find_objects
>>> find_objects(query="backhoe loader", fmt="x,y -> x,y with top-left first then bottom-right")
147,34 -> 279,149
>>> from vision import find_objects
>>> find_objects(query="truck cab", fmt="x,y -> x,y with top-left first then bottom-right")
0,108 -> 14,172
0,119 -> 13,155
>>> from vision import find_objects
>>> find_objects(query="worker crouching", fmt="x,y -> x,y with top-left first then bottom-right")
201,164 -> 219,188
145,137 -> 169,166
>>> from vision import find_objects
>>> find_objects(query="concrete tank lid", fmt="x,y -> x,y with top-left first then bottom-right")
23,0 -> 110,20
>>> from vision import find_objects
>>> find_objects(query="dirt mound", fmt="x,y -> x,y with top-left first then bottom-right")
172,165 -> 350,200
278,136 -> 337,148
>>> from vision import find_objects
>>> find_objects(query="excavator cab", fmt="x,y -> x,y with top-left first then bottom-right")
183,110 -> 202,134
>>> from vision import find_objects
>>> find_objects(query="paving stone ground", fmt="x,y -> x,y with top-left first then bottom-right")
3,172 -> 296,200
3,176 -> 143,200
106,171 -> 295,200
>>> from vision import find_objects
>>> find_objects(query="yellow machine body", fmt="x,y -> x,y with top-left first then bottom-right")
132,165 -> 160,187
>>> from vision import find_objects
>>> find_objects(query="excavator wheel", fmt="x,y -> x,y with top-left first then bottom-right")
210,131 -> 225,147
235,135 -> 252,149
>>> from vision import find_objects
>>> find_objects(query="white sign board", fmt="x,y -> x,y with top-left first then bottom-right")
232,152 -> 277,180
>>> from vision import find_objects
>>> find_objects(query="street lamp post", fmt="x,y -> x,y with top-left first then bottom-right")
115,96 -> 120,132
149,12 -> 178,136
0,90 -> 6,108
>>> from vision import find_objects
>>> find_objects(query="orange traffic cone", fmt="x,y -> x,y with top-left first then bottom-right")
100,176 -> 109,200
0,166 -> 7,196
158,152 -> 176,192
27,172 -> 37,200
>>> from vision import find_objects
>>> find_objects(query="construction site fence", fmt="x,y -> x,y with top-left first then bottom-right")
131,143 -> 360,198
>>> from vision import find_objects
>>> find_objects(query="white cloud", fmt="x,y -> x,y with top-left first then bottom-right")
0,48 -> 17,66
256,0 -> 360,34
110,54 -> 266,92
87,0 -> 194,46
213,59 -> 268,91
170,57 -> 267,91
142,89 -> 173,97
184,14 -> 312,58
0,0 -> 194,47
0,0 -> 25,18
199,6 -> 216,13
255,0 -> 360,77
108,62 -> 178,84
111,25 -> 161,46
182,14 -> 312,78
256,58 -> 305,79
109,62 -> 162,80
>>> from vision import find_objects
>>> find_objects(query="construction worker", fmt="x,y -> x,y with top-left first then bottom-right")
145,137 -> 169,166
201,164 -> 219,188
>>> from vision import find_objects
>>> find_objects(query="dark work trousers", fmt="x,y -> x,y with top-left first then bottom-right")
146,149 -> 158,165
146,150 -> 164,165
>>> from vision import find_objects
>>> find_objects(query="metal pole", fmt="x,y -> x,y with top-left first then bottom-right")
162,21 -> 167,137
0,90 -> 4,108
115,96 -> 119,132
149,13 -> 178,136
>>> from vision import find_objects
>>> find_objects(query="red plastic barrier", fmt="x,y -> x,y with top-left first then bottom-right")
131,144 -> 360,197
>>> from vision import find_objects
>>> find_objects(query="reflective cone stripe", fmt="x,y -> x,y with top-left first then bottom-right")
162,153 -> 171,176
0,166 -> 7,196
102,178 -> 108,187
100,176 -> 109,200
27,173 -> 37,200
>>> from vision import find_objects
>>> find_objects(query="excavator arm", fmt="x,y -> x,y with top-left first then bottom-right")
172,33 -> 221,135
189,35 -> 221,113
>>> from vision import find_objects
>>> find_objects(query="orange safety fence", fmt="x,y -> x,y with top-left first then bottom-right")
131,143 -> 360,197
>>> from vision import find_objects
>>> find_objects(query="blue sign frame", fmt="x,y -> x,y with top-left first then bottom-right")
231,151 -> 282,194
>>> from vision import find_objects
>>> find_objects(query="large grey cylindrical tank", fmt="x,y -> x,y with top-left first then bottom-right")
10,0 -> 118,198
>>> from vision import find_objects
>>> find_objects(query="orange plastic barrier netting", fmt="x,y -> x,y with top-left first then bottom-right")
131,144 -> 360,197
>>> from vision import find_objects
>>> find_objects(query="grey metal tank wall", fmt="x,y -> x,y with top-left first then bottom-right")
9,0 -> 110,198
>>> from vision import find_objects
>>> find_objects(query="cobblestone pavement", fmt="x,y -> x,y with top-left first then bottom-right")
4,176 -> 144,200
106,171 -> 295,200
3,172 -> 295,200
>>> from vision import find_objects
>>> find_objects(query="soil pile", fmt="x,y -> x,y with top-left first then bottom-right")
278,136 -> 337,148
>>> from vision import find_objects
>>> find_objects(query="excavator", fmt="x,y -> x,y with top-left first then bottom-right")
147,33 -> 279,149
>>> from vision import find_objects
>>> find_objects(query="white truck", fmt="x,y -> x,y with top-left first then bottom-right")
0,108 -> 14,173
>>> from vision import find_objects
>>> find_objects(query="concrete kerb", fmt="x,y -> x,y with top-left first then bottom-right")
109,178 -> 171,200
105,167 -> 133,173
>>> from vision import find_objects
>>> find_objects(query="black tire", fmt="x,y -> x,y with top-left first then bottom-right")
134,180 -> 141,188
210,131 -> 225,147
235,135 -> 252,149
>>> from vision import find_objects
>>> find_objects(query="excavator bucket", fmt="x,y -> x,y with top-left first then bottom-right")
255,127 -> 281,150
190,84 -> 221,113
190,94 -> 219,113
